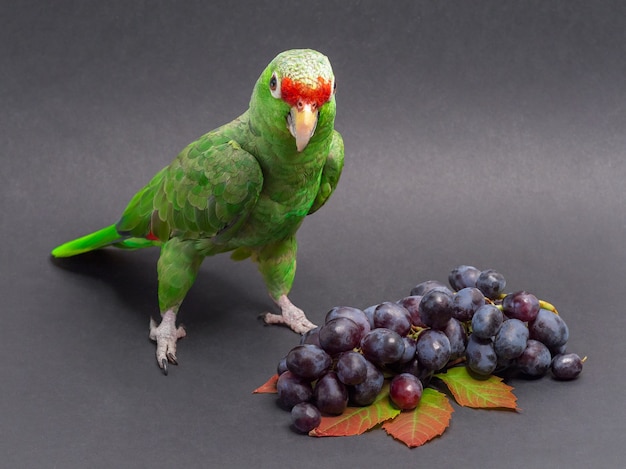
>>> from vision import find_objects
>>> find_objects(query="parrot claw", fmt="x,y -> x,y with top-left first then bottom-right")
263,295 -> 317,334
149,310 -> 186,374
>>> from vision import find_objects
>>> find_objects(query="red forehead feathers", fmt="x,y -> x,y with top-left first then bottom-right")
280,76 -> 332,108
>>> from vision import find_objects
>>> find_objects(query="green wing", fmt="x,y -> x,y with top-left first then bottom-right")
308,130 -> 344,215
116,133 -> 263,243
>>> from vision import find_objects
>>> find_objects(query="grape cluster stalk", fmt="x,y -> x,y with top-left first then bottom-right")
276,265 -> 585,434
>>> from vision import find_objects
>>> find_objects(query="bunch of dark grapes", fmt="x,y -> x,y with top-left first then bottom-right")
276,266 -> 584,434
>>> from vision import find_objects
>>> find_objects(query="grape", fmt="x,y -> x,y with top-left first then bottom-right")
551,353 -> 583,380
410,280 -> 452,297
398,357 -> 422,378
314,372 -> 348,415
502,291 -> 540,322
451,287 -> 485,322
402,359 -> 434,386
300,326 -> 321,347
496,355 -> 514,370
290,402 -> 321,433
448,265 -> 481,291
349,358 -> 384,406
319,317 -> 362,355
360,328 -> 405,366
419,289 -> 454,330
494,318 -> 529,359
325,306 -> 371,338
397,295 -> 426,327
373,302 -> 412,336
443,318 -> 468,361
363,304 -> 377,328
286,344 -> 331,380
277,371 -> 313,410
389,373 -> 424,410
471,304 -> 503,339
416,330 -> 451,371
399,336 -> 418,364
465,335 -> 497,376
277,356 -> 288,375
516,339 -> 551,377
476,269 -> 506,299
529,309 -> 569,352
336,351 -> 368,385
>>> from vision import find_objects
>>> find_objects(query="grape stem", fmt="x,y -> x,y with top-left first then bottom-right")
538,300 -> 559,315
408,325 -> 427,340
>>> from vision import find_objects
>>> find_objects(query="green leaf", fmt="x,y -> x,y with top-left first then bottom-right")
252,374 -> 278,394
382,388 -> 454,447
436,366 -> 518,410
310,384 -> 400,437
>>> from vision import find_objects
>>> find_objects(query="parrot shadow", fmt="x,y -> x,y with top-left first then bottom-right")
49,249 -> 269,330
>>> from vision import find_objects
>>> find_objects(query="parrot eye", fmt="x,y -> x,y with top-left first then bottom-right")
269,73 -> 281,99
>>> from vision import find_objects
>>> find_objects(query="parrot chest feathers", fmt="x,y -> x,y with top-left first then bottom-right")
206,170 -> 322,250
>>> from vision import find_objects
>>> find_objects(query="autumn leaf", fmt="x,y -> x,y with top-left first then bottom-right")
435,367 -> 518,410
253,374 -> 278,394
382,388 -> 454,447
310,384 -> 400,437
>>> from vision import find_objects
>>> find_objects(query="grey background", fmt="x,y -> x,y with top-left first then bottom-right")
2,1 -> 625,467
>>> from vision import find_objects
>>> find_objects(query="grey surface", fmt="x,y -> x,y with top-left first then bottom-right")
2,1 -> 625,467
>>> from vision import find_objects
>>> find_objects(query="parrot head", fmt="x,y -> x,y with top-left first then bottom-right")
253,49 -> 336,153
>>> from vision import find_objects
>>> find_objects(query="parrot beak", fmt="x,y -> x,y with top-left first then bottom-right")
288,102 -> 318,152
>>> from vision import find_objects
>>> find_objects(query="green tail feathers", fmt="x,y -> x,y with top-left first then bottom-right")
51,225 -> 123,258
52,224 -> 162,258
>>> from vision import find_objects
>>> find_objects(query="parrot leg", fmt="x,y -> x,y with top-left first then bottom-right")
263,294 -> 317,334
254,236 -> 317,334
149,310 -> 187,375
151,238 -> 203,374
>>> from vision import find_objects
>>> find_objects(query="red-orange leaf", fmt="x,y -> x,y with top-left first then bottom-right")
310,384 -> 400,437
382,388 -> 453,447
253,374 -> 279,394
436,367 -> 518,410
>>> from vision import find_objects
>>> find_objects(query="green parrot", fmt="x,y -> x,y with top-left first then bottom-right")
51,49 -> 344,374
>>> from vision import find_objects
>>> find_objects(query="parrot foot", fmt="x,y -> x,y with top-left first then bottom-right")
263,294 -> 317,334
149,310 -> 187,375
